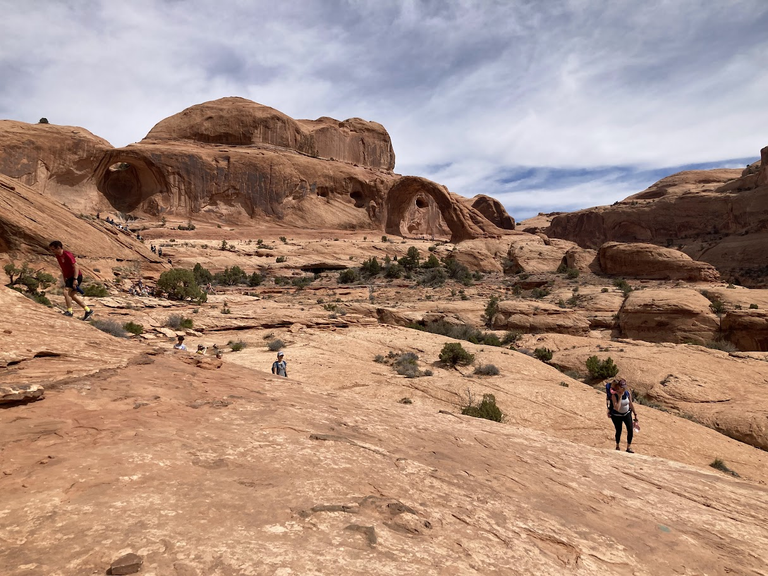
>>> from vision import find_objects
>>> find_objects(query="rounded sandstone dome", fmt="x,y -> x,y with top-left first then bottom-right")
144,97 -> 316,154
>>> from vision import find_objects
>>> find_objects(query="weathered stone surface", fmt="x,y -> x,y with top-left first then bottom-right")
598,241 -> 720,281
0,383 -> 44,404
467,194 -> 515,230
547,153 -> 768,286
506,236 -> 577,273
721,309 -> 768,351
109,552 -> 143,575
618,288 -> 720,345
491,300 -> 591,335
0,120 -> 111,213
564,246 -> 599,273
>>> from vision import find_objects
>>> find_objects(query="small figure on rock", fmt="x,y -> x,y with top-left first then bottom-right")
174,335 -> 187,351
48,240 -> 93,321
196,344 -> 207,355
271,351 -> 287,377
606,378 -> 638,453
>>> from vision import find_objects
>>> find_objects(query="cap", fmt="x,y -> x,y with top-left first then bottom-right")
277,351 -> 284,356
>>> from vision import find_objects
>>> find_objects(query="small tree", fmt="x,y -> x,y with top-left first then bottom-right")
38,118 -> 49,124
338,268 -> 360,284
439,342 -> 475,367
422,254 -> 441,269
400,246 -> 421,270
533,348 -> 553,362
193,263 -> 213,285
483,295 -> 500,328
586,356 -> 619,379
248,272 -> 264,287
462,393 -> 503,422
157,269 -> 207,302
360,257 -> 381,277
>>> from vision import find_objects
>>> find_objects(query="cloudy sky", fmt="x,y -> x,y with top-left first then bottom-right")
1,0 -> 766,220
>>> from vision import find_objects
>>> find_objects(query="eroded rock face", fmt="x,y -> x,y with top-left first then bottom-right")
146,97 -> 395,170
491,300 -> 591,335
546,154 -> 768,286
618,289 -> 720,345
506,236 -> 577,273
721,310 -> 768,352
0,120 -> 111,213
599,242 -> 720,281
467,195 -> 515,230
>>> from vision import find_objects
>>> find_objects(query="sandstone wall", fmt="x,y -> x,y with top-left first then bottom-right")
598,242 -> 720,281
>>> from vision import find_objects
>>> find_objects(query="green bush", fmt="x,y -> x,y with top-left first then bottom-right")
585,356 -> 619,379
531,287 -> 550,299
445,258 -> 473,285
393,352 -> 421,378
214,266 -> 247,286
193,263 -> 213,285
422,254 -> 441,269
462,393 -> 503,422
92,319 -> 127,338
483,295 -> 499,328
710,458 -> 739,477
276,256 -> 287,263
408,320 -> 502,347
474,364 -> 500,376
613,278 -> 633,296
267,339 -> 285,351
228,340 -> 247,352
157,269 -> 207,302
566,268 -> 580,279
533,347 -> 553,362
501,330 -> 522,345
419,267 -> 447,287
399,246 -> 421,270
291,276 -> 312,289
749,303 -> 759,309
360,257 -> 381,277
384,263 -> 404,279
29,292 -> 52,307
439,342 -> 475,367
248,272 -> 264,287
83,283 -> 109,297
338,268 -> 360,284
279,236 -> 287,243
123,321 -> 144,335
166,314 -> 193,330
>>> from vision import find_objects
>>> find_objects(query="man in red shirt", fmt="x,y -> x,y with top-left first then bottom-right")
48,240 -> 93,320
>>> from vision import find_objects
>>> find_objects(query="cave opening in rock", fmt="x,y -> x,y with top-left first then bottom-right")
97,155 -> 167,213
415,196 -> 428,209
350,190 -> 365,208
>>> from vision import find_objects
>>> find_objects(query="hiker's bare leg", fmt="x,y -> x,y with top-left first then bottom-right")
70,290 -> 87,310
64,289 -> 73,309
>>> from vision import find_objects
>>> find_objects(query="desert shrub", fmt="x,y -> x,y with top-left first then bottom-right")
533,347 -> 553,362
338,268 -> 360,284
709,299 -> 726,315
267,339 -> 285,351
399,246 -> 421,270
601,287 -> 609,293
749,303 -> 759,309
92,319 -> 127,338
360,257 -> 381,277
374,354 -> 386,363
291,276 -> 312,289
566,268 -> 580,279
381,235 -> 388,242
274,276 -> 290,286
166,314 -> 193,330
4,262 -> 55,293
409,320 -> 502,347
83,283 -> 109,297
393,352 -> 421,378
530,287 -> 550,299
221,305 -> 232,314
422,254 -> 441,269
157,269 -> 207,302
439,342 -> 475,367
193,263 -> 213,285
279,236 -> 287,243
228,340 -> 247,352
613,278 -> 633,296
419,267 -> 447,287
445,258 -> 473,285
248,272 -> 264,287
384,263 -> 404,279
214,265 -> 247,286
501,330 -> 522,345
474,364 -> 500,376
705,339 -> 737,352
38,117 -> 49,124
177,220 -> 196,231
483,295 -> 500,328
586,355 -> 619,379
462,393 -> 503,422
276,256 -> 287,263
123,321 -> 144,335
710,458 -> 740,477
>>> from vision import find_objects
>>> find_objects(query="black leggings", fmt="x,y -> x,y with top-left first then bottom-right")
611,412 -> 633,445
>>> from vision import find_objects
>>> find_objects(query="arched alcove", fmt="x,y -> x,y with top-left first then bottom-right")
95,152 -> 168,213
385,176 -> 485,243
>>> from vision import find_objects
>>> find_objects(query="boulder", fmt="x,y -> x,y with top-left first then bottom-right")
598,242 -> 720,281
506,236 -> 577,274
618,289 -> 720,345
467,195 -> 515,230
491,300 -> 591,335
721,310 -> 768,351
109,552 -> 143,575
0,383 -> 44,404
564,247 -> 599,273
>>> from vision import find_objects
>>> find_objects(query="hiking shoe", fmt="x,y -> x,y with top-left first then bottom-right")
63,311 -> 74,317
626,448 -> 634,454
82,309 -> 94,321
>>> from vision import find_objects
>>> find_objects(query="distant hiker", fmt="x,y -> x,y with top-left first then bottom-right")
173,335 -> 187,351
158,247 -> 163,257
48,240 -> 93,321
196,344 -> 207,355
271,351 -> 287,377
96,212 -> 100,220
606,378 -> 638,453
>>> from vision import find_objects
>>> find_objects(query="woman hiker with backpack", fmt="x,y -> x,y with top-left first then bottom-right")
606,378 -> 638,453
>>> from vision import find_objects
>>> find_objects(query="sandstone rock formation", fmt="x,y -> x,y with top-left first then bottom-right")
598,241 -> 720,281
0,120 -> 111,213
491,300 -> 591,335
506,235 -> 578,273
618,288 -> 720,345
547,152 -> 768,286
466,194 -> 515,230
0,174 -> 157,273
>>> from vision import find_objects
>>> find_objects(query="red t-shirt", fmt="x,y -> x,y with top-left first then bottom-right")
56,250 -> 77,278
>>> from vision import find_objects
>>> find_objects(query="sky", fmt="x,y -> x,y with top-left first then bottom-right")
1,0 -> 766,220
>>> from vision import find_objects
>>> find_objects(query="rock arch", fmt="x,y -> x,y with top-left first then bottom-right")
385,176 -> 500,243
94,151 -> 169,214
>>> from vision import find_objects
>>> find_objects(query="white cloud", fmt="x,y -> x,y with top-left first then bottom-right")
0,0 -> 766,211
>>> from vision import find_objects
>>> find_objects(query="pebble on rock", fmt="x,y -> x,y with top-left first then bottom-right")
109,552 -> 143,575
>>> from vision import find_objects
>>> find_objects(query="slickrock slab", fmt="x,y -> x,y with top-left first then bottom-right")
0,383 -> 44,404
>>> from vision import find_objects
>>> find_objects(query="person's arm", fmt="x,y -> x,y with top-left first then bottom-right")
628,390 -> 638,420
271,362 -> 276,374
612,391 -> 622,411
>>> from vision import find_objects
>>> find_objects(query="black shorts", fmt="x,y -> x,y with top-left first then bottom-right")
65,275 -> 83,289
